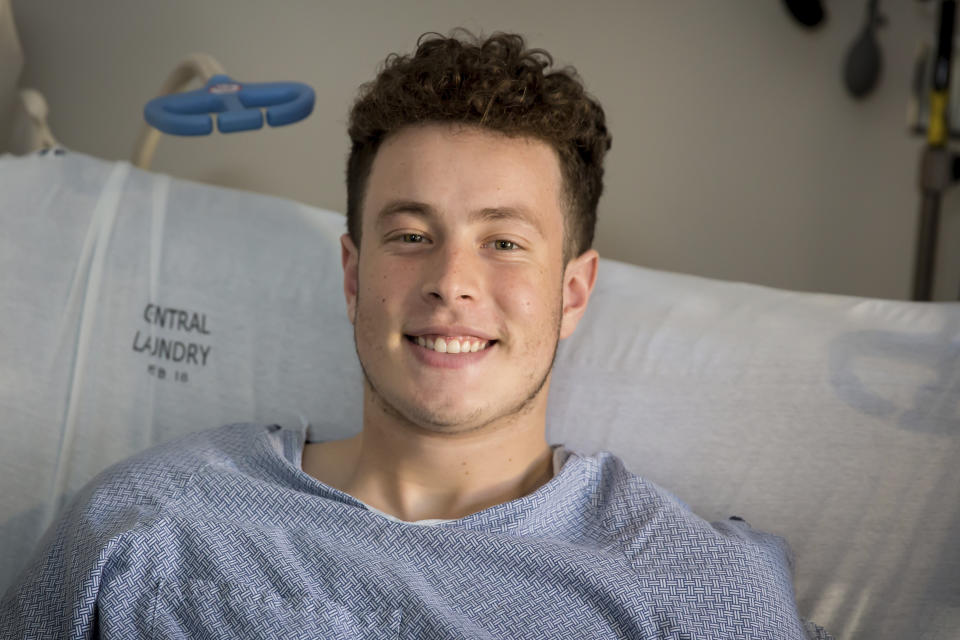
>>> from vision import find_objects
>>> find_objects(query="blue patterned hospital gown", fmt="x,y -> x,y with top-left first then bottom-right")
1,423 -> 824,639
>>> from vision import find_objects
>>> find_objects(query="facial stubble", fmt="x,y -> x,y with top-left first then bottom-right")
351,283 -> 564,436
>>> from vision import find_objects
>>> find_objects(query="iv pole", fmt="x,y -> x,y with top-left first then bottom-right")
914,0 -> 957,300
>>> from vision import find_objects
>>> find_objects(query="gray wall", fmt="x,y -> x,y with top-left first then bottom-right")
9,0 -> 959,300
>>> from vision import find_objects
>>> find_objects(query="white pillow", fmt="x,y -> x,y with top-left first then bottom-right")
1,150 -> 958,639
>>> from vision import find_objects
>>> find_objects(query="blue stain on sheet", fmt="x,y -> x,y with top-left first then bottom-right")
828,321 -> 960,435
144,74 -> 315,135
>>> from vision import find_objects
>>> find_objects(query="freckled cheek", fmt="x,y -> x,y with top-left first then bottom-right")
496,282 -> 555,339
361,259 -> 410,300
357,261 -> 417,344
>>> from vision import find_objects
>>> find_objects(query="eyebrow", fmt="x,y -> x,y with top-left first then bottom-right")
375,200 -> 545,237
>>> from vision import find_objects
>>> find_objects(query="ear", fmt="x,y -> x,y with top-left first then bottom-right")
341,233 -> 359,324
559,249 -> 599,340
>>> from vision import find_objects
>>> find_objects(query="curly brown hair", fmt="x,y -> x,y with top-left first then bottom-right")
346,29 -> 611,262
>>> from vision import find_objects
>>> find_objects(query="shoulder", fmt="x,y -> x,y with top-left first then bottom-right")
568,449 -> 804,632
77,422 -> 285,523
568,449 -> 793,570
567,449 -> 692,520
0,424 -> 295,637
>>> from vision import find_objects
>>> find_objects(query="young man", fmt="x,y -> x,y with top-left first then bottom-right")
1,31 -> 829,639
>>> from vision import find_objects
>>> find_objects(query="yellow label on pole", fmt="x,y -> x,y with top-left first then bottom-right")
928,91 -> 949,146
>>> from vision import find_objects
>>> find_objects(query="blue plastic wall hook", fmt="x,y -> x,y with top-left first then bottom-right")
144,74 -> 315,135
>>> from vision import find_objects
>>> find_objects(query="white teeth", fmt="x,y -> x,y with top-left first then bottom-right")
412,335 -> 492,354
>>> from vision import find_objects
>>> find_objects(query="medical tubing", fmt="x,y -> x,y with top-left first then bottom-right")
132,53 -> 227,169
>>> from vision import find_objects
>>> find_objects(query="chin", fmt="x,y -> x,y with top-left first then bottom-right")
399,400 -> 488,432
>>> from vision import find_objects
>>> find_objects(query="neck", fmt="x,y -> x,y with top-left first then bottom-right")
302,388 -> 555,522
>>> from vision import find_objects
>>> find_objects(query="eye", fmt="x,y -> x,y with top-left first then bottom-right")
493,239 -> 520,251
400,233 -> 425,243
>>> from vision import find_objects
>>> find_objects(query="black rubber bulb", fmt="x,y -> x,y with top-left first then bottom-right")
783,0 -> 826,28
844,26 -> 882,97
844,0 -> 884,98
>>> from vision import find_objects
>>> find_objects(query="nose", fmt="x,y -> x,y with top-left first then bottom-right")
420,242 -> 480,305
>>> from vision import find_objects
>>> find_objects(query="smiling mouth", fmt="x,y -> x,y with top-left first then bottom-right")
404,334 -> 497,354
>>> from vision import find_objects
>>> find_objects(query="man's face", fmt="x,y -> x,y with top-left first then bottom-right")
342,123 -> 594,434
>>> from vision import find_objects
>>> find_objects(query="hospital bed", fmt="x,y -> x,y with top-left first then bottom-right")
3,148 -> 960,640
2,7 -> 959,640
